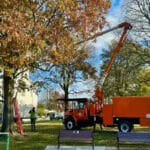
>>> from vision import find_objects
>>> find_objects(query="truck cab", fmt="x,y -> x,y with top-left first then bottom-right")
60,98 -> 93,130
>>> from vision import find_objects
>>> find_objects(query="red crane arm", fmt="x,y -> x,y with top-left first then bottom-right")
77,22 -> 132,45
95,22 -> 132,102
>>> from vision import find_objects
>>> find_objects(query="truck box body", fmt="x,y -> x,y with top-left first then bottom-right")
102,104 -> 113,125
102,96 -> 150,126
113,96 -> 150,118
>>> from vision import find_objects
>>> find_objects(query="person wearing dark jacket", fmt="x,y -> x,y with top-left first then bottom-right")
29,107 -> 36,131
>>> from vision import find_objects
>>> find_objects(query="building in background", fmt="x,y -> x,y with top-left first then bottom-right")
0,70 -> 38,119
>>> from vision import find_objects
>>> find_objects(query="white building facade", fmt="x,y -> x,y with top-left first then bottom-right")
0,70 -> 38,119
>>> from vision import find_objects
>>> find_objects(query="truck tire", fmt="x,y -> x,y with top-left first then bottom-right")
65,118 -> 75,130
118,120 -> 132,132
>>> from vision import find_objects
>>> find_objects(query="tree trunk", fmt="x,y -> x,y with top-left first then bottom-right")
64,86 -> 69,112
1,71 -> 14,133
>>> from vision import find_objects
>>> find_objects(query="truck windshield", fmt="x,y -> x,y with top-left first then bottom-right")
67,101 -> 84,110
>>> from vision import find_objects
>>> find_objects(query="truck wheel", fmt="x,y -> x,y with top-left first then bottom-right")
118,120 -> 132,132
65,119 -> 75,130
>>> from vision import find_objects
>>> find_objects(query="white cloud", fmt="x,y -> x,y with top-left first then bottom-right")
93,32 -> 115,50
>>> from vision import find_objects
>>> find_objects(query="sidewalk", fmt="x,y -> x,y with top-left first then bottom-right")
45,146 -> 117,150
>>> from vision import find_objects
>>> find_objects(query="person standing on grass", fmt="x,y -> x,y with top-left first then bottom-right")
29,107 -> 36,131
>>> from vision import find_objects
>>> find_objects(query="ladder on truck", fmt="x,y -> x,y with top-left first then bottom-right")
13,98 -> 24,135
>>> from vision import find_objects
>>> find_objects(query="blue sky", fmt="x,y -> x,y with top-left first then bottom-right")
112,0 -> 121,7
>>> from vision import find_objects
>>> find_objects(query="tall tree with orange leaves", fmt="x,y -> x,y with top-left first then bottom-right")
0,0 -> 47,133
0,0 -> 111,133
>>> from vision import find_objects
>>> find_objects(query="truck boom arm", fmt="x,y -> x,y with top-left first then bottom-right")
77,22 -> 132,102
77,22 -> 132,45
94,22 -> 132,102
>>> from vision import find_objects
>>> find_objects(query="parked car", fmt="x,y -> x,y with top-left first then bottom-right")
55,113 -> 64,120
50,112 -> 64,120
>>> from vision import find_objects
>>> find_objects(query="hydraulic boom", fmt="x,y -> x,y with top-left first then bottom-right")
94,22 -> 132,102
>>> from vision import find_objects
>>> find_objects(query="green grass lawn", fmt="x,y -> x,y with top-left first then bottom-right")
1,120 -> 150,150
10,120 -> 62,150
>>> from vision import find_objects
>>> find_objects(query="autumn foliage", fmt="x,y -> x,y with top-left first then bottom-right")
0,0 -> 111,132
0,0 -> 111,70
